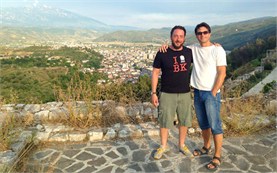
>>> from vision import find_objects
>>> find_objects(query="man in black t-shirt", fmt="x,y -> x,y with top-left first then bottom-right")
151,25 -> 193,160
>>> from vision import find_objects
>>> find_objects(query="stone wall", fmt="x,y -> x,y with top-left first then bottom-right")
0,101 -> 163,170
0,100 -> 163,140
1,101 -> 157,122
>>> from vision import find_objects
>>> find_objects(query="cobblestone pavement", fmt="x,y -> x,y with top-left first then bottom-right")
23,129 -> 277,173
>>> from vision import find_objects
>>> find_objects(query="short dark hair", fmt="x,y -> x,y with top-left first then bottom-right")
194,22 -> 211,34
170,25 -> 186,37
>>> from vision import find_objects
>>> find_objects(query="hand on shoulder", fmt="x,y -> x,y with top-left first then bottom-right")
213,42 -> 222,47
159,44 -> 169,53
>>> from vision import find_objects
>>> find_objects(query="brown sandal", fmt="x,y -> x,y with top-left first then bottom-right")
206,156 -> 221,170
193,146 -> 211,156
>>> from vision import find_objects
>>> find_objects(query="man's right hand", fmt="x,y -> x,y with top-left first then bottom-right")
151,94 -> 159,107
159,44 -> 169,53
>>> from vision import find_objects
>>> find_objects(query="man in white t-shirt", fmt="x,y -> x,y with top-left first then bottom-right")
189,22 -> 226,170
159,22 -> 227,170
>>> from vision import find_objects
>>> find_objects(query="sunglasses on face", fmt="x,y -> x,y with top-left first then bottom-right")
196,31 -> 209,36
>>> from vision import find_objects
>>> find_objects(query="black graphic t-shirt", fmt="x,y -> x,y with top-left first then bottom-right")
153,46 -> 193,93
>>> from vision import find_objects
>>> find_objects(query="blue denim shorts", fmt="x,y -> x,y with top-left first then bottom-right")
194,89 -> 223,135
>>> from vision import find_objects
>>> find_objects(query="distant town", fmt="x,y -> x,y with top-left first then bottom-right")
0,42 -> 161,84
92,42 -> 159,84
54,42 -> 160,84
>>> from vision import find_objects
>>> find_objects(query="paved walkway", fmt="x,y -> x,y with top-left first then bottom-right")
23,129 -> 277,173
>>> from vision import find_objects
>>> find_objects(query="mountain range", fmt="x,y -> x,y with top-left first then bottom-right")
1,5 -> 276,51
95,17 -> 276,50
1,5 -> 138,31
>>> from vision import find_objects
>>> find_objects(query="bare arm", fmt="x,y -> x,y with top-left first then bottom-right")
211,66 -> 226,96
151,68 -> 161,107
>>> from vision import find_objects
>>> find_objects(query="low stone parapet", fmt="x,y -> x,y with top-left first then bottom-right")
0,101 -> 157,122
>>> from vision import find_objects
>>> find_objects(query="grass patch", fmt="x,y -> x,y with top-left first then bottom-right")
49,71 -> 145,130
1,114 -> 21,151
221,95 -> 276,136
0,112 -> 34,151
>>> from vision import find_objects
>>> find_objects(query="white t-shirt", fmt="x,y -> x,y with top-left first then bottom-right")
187,43 -> 227,92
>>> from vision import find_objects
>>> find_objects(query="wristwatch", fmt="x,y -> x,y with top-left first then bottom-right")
151,92 -> 157,95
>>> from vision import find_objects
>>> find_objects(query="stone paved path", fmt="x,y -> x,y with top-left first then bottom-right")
23,129 -> 277,173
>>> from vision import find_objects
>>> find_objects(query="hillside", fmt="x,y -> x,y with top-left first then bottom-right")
0,27 -> 102,47
95,17 -> 276,50
0,46 -> 106,103
93,28 -> 171,43
1,17 -> 276,50
211,17 -> 277,50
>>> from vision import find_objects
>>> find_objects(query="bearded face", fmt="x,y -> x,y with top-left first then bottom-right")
171,29 -> 185,50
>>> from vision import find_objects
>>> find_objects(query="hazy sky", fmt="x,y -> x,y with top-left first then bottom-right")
1,0 -> 276,29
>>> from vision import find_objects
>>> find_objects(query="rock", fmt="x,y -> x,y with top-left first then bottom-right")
118,128 -> 130,138
49,108 -> 65,120
140,122 -> 156,129
131,129 -> 143,138
126,104 -> 143,116
44,125 -> 74,133
153,108 -> 158,118
92,100 -> 103,105
146,128 -> 159,136
19,131 -> 33,143
104,128 -> 116,140
88,130 -> 103,141
127,107 -> 140,116
15,104 -> 25,109
102,100 -> 115,107
196,127 -> 202,133
10,141 -> 25,153
68,133 -> 87,142
46,101 -> 63,107
48,133 -> 68,142
143,107 -> 152,115
1,104 -> 14,112
188,128 -> 195,134
36,132 -> 51,141
24,104 -> 41,113
36,124 -> 44,132
0,150 -> 16,165
113,123 -> 121,131
35,111 -> 50,120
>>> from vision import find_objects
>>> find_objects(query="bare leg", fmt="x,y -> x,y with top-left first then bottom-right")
179,126 -> 188,147
202,128 -> 212,149
213,133 -> 223,157
193,128 -> 212,156
160,128 -> 168,148
207,133 -> 223,169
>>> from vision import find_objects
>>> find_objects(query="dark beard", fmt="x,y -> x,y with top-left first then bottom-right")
172,42 -> 183,50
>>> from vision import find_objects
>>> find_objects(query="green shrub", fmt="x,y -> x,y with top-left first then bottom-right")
264,63 -> 273,70
263,80 -> 276,93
